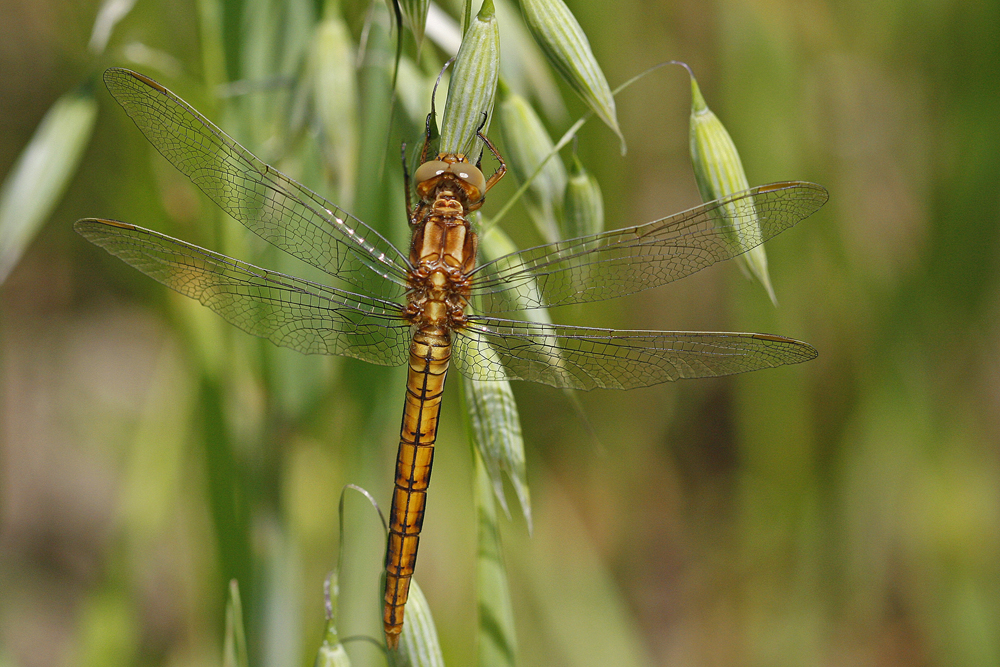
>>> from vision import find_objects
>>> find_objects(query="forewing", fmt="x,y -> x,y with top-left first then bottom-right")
103,68 -> 410,300
453,316 -> 817,390
471,181 -> 828,311
75,219 -> 411,365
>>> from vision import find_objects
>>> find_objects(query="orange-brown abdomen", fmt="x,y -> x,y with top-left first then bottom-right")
383,328 -> 451,648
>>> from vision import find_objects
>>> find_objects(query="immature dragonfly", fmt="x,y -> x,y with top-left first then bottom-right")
76,68 -> 827,648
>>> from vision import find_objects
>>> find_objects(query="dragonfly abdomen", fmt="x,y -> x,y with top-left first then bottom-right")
384,328 -> 452,648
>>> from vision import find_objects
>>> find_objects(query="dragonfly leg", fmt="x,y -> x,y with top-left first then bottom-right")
417,58 -> 450,166
476,119 -> 507,194
401,143 -> 415,220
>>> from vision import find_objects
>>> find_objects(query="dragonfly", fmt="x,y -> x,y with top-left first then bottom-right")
76,68 -> 828,648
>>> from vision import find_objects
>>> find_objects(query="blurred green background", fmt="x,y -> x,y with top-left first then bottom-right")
2,0 -> 999,666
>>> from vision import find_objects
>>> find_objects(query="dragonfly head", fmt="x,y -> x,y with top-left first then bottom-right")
414,156 -> 487,206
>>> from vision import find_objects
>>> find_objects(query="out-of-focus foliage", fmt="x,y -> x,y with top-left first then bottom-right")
0,89 -> 97,283
2,1 -> 999,666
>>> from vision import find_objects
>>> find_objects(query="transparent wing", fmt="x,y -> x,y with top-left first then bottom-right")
75,219 -> 412,365
453,316 -> 817,390
470,181 -> 828,311
103,68 -> 410,300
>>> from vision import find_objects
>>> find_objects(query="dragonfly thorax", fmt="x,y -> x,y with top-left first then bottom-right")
405,200 -> 476,330
404,263 -> 472,330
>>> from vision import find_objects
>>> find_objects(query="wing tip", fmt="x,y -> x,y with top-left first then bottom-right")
753,333 -> 819,363
104,67 -> 166,95
755,180 -> 830,205
74,218 -> 136,233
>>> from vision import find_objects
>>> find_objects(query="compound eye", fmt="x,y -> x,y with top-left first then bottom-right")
414,160 -> 449,185
447,162 -> 486,195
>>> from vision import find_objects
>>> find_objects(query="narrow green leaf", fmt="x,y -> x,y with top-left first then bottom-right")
474,449 -> 518,667
396,580 -> 445,667
683,62 -> 778,305
520,0 -> 624,152
223,580 -> 249,667
562,152 -> 603,238
0,89 -> 97,283
440,0 -> 500,160
498,86 -> 566,243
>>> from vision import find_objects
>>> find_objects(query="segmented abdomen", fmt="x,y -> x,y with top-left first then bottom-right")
383,327 -> 451,649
